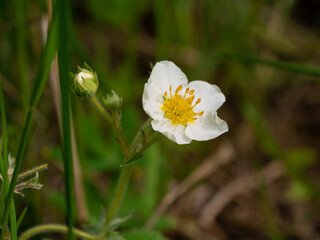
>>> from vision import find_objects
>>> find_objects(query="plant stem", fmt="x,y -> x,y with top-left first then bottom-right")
90,95 -> 135,229
18,224 -> 100,240
91,95 -> 113,126
130,118 -> 152,152
91,96 -> 130,158
90,96 -> 159,232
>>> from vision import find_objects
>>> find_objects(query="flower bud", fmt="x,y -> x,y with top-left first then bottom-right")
103,90 -> 123,110
73,63 -> 99,97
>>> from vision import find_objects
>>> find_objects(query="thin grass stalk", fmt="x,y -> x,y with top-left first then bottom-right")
0,113 -> 32,240
57,0 -> 75,239
0,5 -> 59,238
224,53 -> 320,78
16,207 -> 27,230
14,0 -> 29,113
9,203 -> 17,240
0,79 -> 18,240
0,81 -> 9,210
0,154 -> 7,217
0,146 -> 2,174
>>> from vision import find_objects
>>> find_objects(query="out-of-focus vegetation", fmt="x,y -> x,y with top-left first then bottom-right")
1,0 -> 320,239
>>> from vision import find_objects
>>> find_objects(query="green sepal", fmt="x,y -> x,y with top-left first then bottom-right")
71,63 -> 99,98
103,90 -> 123,110
105,212 -> 133,233
83,62 -> 93,72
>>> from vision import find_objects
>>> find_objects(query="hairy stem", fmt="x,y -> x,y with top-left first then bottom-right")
90,95 -> 158,232
91,96 -> 130,158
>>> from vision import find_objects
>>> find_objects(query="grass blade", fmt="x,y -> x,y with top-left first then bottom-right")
16,207 -> 28,230
57,0 -> 75,239
14,0 -> 29,112
224,53 -> 320,79
1,76 -> 17,240
9,204 -> 17,240
0,79 -> 8,207
0,4 -> 59,238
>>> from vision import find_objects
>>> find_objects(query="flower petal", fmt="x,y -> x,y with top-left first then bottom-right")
148,61 -> 189,93
142,82 -> 164,120
187,80 -> 225,113
151,118 -> 192,144
185,112 -> 228,141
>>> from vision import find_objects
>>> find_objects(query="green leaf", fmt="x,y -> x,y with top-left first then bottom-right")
120,155 -> 143,168
123,230 -> 168,240
105,213 -> 133,233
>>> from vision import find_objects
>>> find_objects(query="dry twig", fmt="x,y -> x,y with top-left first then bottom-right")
145,141 -> 235,229
199,161 -> 285,226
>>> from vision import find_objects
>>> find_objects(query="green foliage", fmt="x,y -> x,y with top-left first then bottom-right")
47,191 -> 66,215
77,115 -> 122,171
1,0 -> 320,239
0,1 -> 59,237
105,213 -> 132,233
285,148 -> 317,173
142,144 -> 162,218
89,0 -> 148,27
152,217 -> 175,232
287,180 -> 313,201
108,233 -> 126,240
285,148 -> 318,201
123,229 -> 169,240
241,101 -> 282,158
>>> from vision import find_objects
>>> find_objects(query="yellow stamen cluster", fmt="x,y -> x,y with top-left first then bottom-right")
161,85 -> 204,126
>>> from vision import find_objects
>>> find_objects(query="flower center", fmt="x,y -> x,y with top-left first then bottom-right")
161,85 -> 204,126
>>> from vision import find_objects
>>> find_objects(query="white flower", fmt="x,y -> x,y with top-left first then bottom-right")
142,61 -> 228,144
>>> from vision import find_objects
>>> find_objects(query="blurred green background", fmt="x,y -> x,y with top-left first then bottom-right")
1,0 -> 320,239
